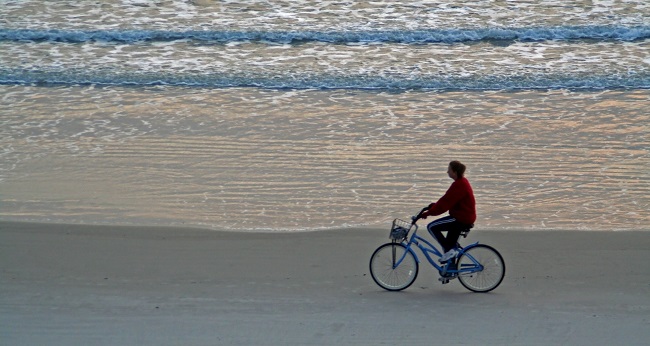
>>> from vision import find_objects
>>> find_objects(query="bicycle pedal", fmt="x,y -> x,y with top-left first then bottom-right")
438,277 -> 450,284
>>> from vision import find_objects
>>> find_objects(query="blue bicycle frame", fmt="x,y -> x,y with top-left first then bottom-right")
394,223 -> 484,276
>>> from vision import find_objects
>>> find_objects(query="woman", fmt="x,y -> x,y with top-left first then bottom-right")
418,161 -> 476,262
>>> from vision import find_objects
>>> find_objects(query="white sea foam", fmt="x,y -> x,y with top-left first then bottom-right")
1,1 -> 649,32
2,39 -> 648,90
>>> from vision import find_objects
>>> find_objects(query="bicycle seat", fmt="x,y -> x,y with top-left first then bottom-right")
459,224 -> 474,238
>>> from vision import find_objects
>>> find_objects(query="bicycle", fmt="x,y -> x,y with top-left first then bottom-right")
369,212 -> 505,293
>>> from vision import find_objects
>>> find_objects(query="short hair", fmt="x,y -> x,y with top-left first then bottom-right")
449,161 -> 466,178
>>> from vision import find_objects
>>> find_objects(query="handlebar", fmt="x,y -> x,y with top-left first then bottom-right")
412,205 -> 430,224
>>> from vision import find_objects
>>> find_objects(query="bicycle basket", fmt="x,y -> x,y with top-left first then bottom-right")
389,218 -> 412,241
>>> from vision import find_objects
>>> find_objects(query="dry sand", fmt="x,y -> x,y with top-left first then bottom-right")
1,221 -> 649,345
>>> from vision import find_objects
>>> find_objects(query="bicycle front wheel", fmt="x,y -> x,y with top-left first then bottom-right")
457,244 -> 505,293
369,243 -> 418,291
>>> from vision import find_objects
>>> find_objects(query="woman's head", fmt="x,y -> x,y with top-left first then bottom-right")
448,161 -> 466,180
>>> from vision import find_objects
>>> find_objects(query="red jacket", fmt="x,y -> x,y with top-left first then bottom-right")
427,177 -> 476,225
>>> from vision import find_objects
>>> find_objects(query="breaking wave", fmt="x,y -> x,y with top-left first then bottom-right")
1,26 -> 649,44
2,68 -> 648,91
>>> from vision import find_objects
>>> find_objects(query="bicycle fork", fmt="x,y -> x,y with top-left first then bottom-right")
391,243 -> 412,269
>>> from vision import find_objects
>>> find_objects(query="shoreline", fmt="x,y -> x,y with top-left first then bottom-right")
2,221 -> 649,345
1,219 -> 648,234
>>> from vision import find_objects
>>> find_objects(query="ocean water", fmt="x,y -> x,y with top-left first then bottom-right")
1,0 -> 648,231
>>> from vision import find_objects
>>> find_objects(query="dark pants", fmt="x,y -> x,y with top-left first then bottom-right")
427,216 -> 463,253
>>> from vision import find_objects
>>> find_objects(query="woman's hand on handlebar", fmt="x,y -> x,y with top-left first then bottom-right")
413,206 -> 430,222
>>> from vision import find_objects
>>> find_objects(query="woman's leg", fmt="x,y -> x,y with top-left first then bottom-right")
427,216 -> 457,252
445,225 -> 462,251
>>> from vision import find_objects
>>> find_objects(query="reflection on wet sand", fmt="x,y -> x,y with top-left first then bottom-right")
1,87 -> 648,231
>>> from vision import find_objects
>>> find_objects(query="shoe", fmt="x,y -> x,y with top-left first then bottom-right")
439,249 -> 458,263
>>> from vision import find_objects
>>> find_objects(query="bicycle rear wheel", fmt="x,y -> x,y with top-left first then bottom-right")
369,243 -> 418,291
457,244 -> 505,293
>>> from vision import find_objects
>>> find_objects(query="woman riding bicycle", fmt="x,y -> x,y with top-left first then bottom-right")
418,161 -> 476,263
370,163 -> 504,292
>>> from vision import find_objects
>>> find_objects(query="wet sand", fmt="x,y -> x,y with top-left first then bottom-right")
1,221 -> 649,345
2,87 -> 648,232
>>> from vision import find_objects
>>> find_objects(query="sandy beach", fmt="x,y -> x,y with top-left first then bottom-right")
1,221 -> 648,345
2,2 -> 648,345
